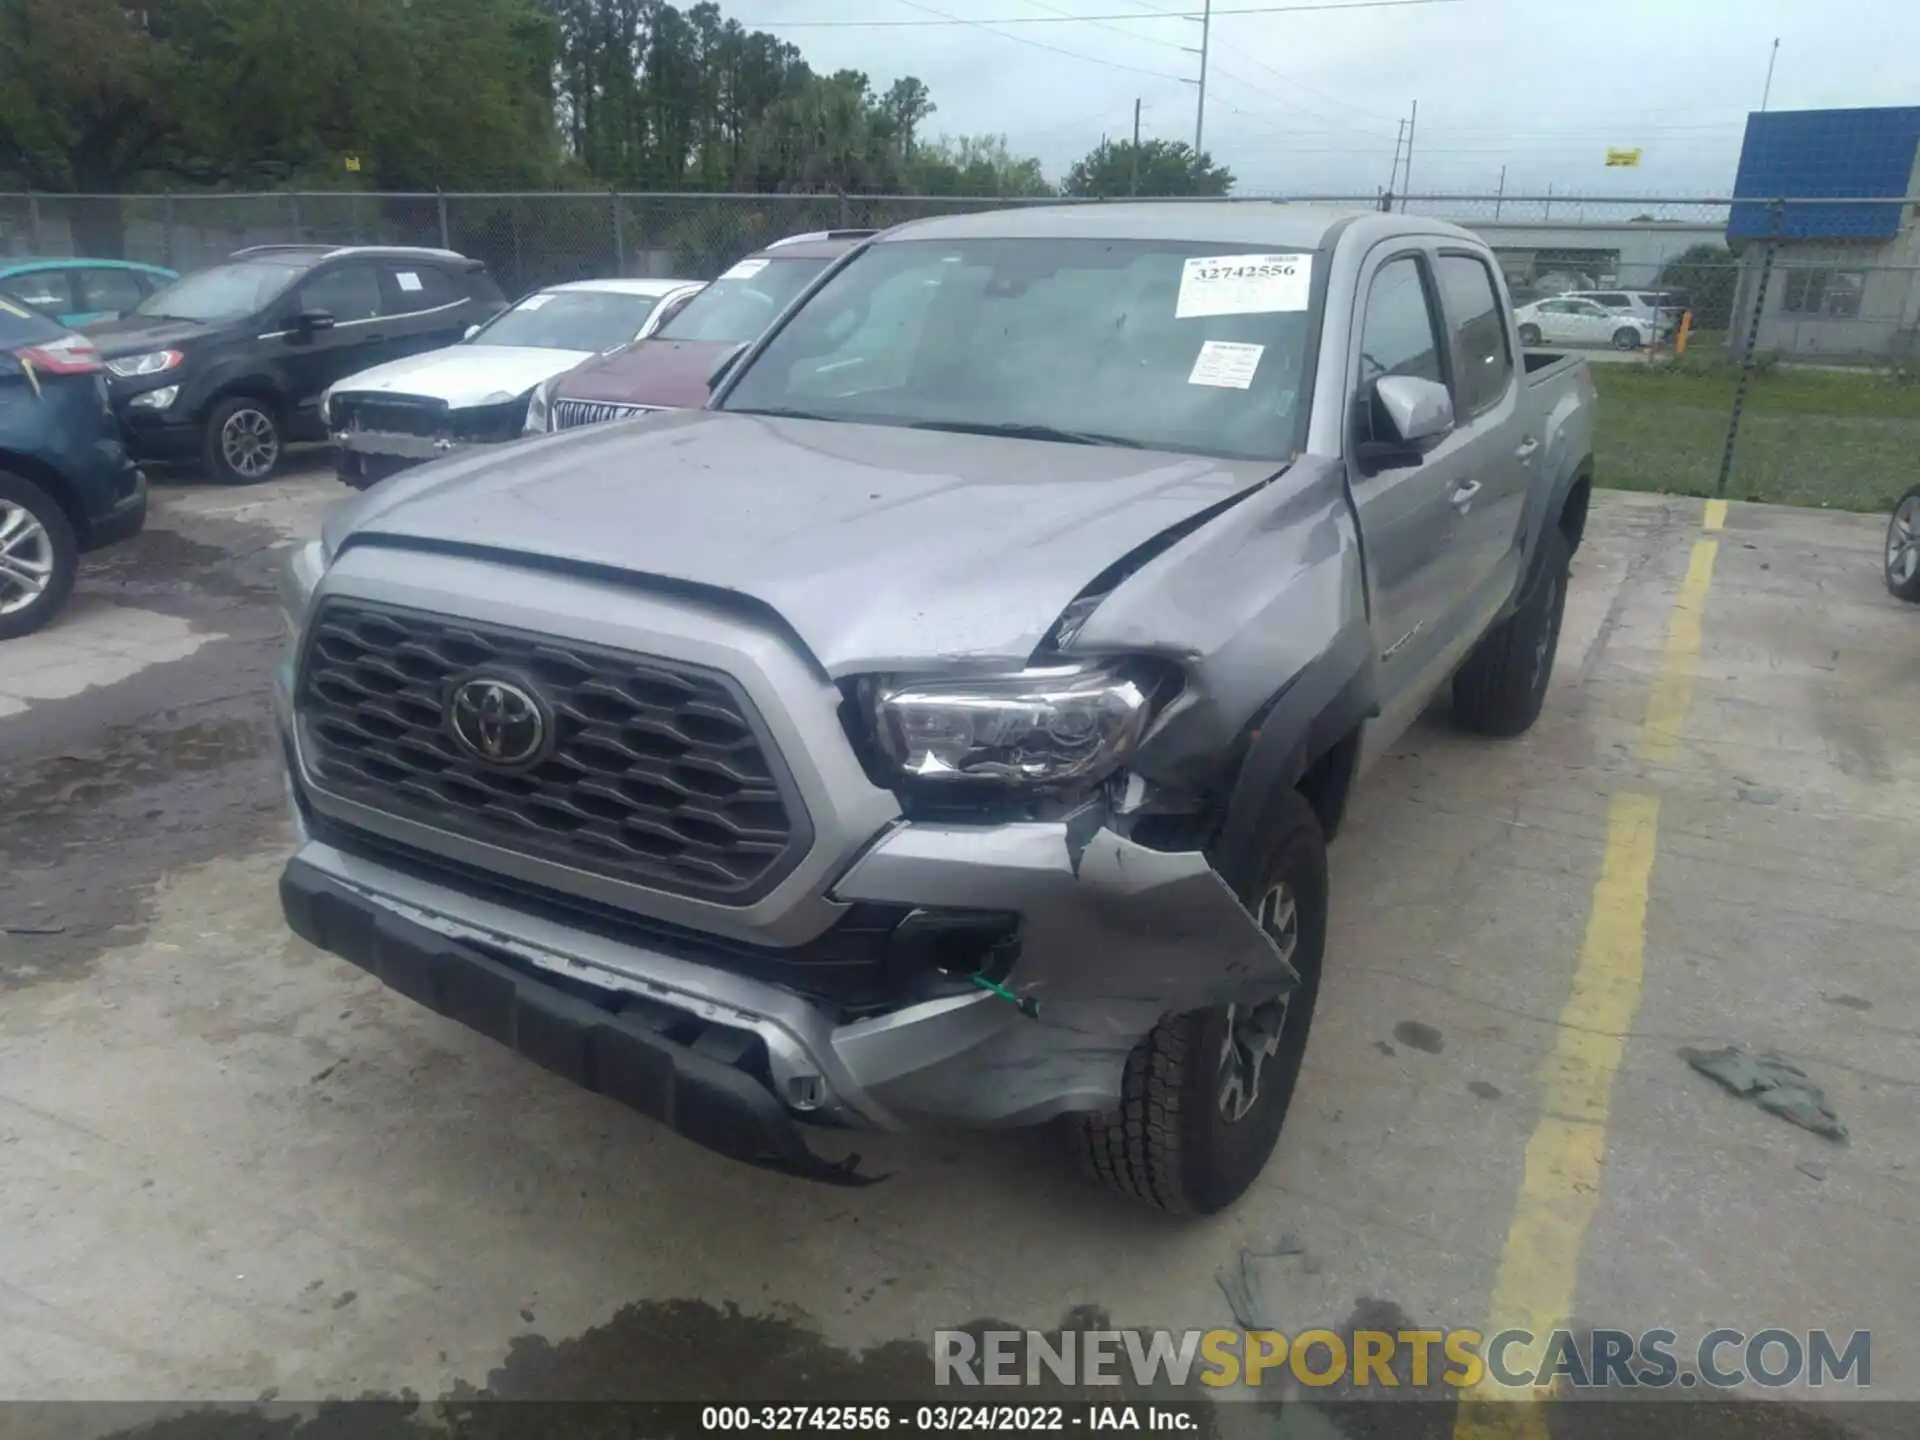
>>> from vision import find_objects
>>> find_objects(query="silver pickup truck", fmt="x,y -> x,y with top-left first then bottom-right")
276,205 -> 1594,1215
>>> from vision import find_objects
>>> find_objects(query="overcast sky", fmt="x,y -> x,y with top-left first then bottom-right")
726,0 -> 1920,198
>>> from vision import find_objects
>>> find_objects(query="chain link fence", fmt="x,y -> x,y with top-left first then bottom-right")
1,188 -> 1915,514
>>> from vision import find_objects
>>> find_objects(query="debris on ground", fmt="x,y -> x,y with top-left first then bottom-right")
1678,1045 -> 1848,1142
2,922 -> 65,936
1796,1161 -> 1828,1182
1216,1237 -> 1309,1329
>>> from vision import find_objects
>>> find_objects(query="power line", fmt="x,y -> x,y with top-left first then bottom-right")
759,0 -> 1467,26
1009,0 -> 1195,50
884,0 -> 1194,80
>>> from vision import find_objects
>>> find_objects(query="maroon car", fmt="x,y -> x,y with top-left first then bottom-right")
528,229 -> 875,433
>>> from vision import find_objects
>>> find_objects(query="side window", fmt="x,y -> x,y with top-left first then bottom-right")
80,268 -> 146,316
383,264 -> 462,314
1435,254 -> 1514,417
5,270 -> 74,313
1356,256 -> 1443,392
298,264 -> 384,323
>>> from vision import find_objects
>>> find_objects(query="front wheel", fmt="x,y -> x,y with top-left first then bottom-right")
1071,789 -> 1328,1215
203,396 -> 283,485
1518,323 -> 1542,345
1888,486 -> 1920,603
1453,524 -> 1572,736
1612,326 -> 1643,351
0,470 -> 80,641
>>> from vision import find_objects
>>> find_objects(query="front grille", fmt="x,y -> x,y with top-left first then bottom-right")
334,394 -> 444,437
334,394 -> 526,444
296,601 -> 811,905
553,398 -> 659,430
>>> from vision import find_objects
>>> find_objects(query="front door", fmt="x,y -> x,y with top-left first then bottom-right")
276,262 -> 391,431
1344,248 -> 1480,726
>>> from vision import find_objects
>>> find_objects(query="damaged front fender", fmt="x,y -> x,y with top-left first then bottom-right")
827,817 -> 1298,1127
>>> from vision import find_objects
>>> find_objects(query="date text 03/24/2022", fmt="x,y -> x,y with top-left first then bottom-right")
700,1405 -> 1197,1432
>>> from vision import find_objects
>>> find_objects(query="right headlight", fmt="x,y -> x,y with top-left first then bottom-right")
523,377 -> 556,434
863,659 -> 1162,787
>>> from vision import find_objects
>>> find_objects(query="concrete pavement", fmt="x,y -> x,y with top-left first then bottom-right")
0,465 -> 1913,1433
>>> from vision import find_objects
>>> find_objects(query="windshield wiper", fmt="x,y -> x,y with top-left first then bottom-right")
906,419 -> 1143,448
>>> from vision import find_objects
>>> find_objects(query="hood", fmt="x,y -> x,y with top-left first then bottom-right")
330,345 -> 592,410
84,314 -> 220,355
329,409 -> 1280,675
549,338 -> 731,410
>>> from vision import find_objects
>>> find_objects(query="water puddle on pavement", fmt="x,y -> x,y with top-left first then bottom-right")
0,716 -> 270,828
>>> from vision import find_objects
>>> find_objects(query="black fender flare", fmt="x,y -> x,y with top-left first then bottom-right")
1215,619 -> 1379,862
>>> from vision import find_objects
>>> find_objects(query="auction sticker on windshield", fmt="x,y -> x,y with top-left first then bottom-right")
1176,253 -> 1311,319
517,294 -> 554,310
722,258 -> 769,281
1188,340 -> 1264,389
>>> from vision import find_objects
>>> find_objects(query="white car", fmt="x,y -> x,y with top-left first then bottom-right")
323,276 -> 704,489
1561,288 -> 1680,337
1514,296 -> 1653,351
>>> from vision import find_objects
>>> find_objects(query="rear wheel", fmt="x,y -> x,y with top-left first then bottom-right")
1071,789 -> 1328,1215
1518,323 -> 1542,345
1612,326 -> 1642,351
0,470 -> 80,641
1888,487 -> 1920,603
1453,524 -> 1572,736
203,396 -> 283,485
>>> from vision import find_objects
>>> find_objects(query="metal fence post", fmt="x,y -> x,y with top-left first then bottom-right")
610,190 -> 623,274
161,188 -> 176,267
838,191 -> 851,228
1715,198 -> 1784,497
436,188 -> 450,249
26,188 -> 41,252
288,188 -> 303,241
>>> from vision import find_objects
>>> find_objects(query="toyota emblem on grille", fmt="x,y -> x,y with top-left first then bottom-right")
448,676 -> 548,766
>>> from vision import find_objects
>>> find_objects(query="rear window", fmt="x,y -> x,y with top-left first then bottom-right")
384,264 -> 464,313
656,256 -> 830,344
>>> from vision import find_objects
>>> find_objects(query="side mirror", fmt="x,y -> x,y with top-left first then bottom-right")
463,323 -> 480,340
706,342 -> 748,393
1356,374 -> 1453,471
294,308 -> 336,334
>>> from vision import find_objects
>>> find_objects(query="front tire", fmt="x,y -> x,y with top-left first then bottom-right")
202,396 -> 283,485
1612,326 -> 1642,351
1453,524 -> 1571,736
1518,323 -> 1542,345
1071,789 -> 1328,1215
0,471 -> 80,641
1887,487 -> 1920,603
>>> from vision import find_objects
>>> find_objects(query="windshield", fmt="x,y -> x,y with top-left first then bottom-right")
656,256 -> 829,343
718,238 -> 1317,461
134,259 -> 303,323
470,289 -> 663,352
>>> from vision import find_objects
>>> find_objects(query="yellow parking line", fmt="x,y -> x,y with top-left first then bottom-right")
1455,519 -> 1722,1439
1703,498 -> 1728,531
1637,539 -> 1719,763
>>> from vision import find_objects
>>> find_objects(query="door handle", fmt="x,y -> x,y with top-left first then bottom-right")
1449,480 -> 1482,512
1515,435 -> 1540,461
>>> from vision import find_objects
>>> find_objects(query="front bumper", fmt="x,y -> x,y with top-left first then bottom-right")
281,793 -> 1298,1181
115,407 -> 201,462
86,466 -> 148,549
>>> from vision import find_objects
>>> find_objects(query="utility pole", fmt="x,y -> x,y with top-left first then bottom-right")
1760,38 -> 1780,112
1402,98 -> 1418,202
1130,97 -> 1142,196
1189,0 -> 1212,156
1494,164 -> 1506,220
1385,118 -> 1406,208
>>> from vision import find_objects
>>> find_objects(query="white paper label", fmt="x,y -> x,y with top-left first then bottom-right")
517,293 -> 554,310
1188,340 -> 1264,389
1176,253 -> 1311,319
395,271 -> 423,293
722,258 -> 769,281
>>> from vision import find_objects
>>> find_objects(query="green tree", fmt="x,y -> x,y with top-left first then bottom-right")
907,135 -> 1054,198
1062,138 -> 1232,198
1657,242 -> 1739,329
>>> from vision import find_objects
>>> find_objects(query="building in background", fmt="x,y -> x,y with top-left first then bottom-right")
1728,105 -> 1920,362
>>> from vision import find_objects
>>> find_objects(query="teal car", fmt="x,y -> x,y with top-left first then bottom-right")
0,258 -> 179,329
